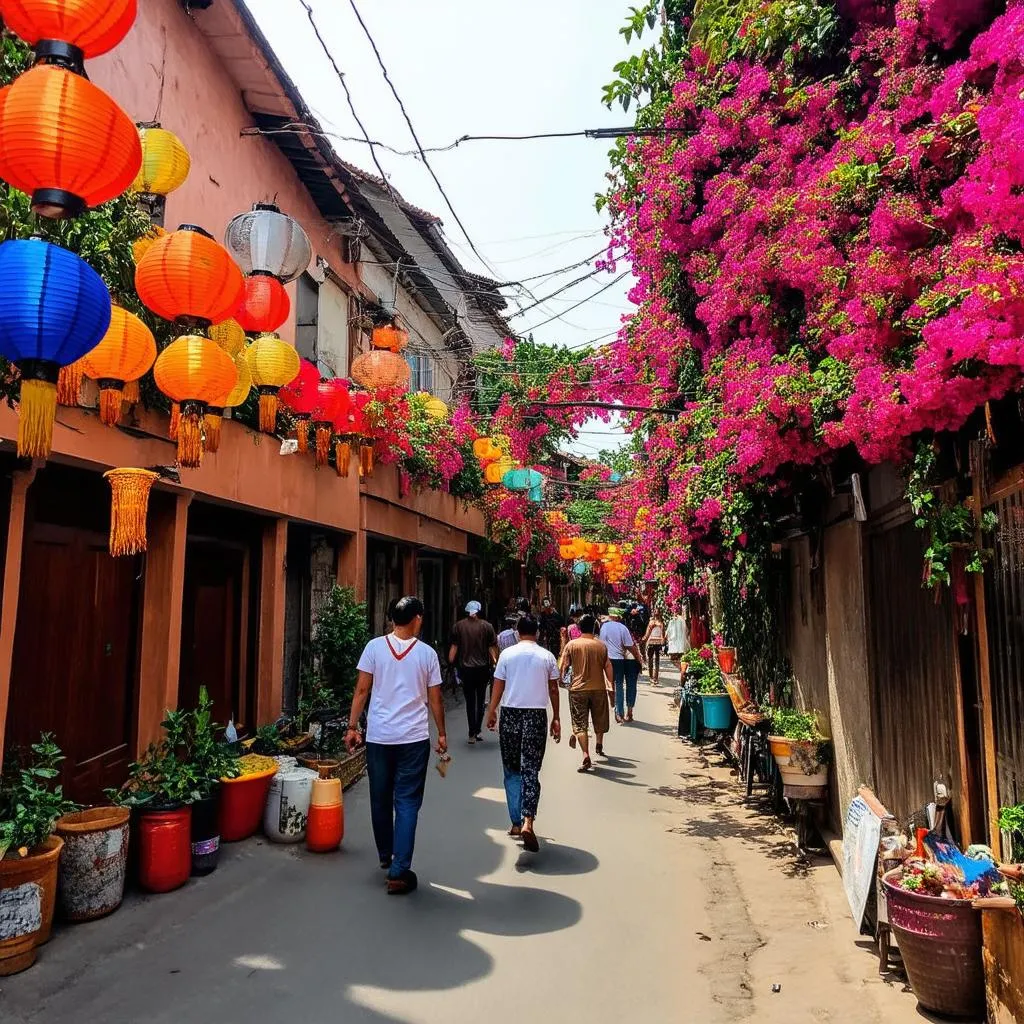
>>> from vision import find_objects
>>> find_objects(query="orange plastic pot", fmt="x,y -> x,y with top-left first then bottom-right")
136,807 -> 190,894
306,777 -> 343,853
219,767 -> 277,842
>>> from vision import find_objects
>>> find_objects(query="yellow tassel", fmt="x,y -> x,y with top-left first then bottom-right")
99,387 -> 123,427
360,444 -> 374,479
122,379 -> 140,406
259,391 -> 278,433
204,413 -> 223,453
315,424 -> 332,468
18,378 -> 58,459
56,362 -> 83,407
177,408 -> 204,468
296,416 -> 310,454
335,440 -> 351,478
104,468 -> 159,557
168,401 -> 180,441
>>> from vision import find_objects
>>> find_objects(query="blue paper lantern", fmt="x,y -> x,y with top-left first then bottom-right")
573,560 -> 589,576
502,467 -> 543,491
0,238 -> 112,457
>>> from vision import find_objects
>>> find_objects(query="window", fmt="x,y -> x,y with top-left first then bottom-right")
295,273 -> 319,364
406,352 -> 434,393
317,278 -> 349,378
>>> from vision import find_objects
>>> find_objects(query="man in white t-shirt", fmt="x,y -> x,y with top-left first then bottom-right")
600,606 -> 642,724
485,615 -> 561,853
346,596 -> 446,895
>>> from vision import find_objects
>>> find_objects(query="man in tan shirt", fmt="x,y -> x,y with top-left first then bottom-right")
558,613 -> 614,772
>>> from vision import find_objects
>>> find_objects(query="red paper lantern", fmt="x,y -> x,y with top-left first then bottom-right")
234,274 -> 290,334
312,378 -> 349,468
279,358 -> 320,454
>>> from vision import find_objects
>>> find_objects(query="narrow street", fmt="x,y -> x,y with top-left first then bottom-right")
1,672 -> 914,1024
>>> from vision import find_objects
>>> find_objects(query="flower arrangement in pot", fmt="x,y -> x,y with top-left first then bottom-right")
764,706 -> 832,798
689,645 -> 733,731
0,734 -> 78,975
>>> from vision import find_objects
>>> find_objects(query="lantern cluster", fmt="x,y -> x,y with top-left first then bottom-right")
351,319 -> 411,394
0,1 -> 147,457
279,359 -> 321,454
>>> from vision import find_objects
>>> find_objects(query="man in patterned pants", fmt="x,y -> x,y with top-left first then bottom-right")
486,615 -> 561,853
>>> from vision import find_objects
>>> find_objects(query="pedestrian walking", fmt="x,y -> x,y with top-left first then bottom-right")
449,600 -> 498,745
497,614 -> 520,652
558,613 -> 614,772
485,615 -> 561,852
600,607 -> 642,724
346,596 -> 447,896
666,604 -> 689,668
643,610 -> 666,685
538,596 -> 563,655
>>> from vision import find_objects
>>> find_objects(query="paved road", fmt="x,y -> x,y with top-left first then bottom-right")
0,676 -> 914,1023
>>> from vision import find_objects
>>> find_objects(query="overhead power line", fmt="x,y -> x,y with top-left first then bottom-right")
507,267 -> 605,319
520,272 -> 630,331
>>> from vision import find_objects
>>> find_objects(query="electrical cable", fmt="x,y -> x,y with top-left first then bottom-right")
518,272 -> 630,332
507,267 -> 606,319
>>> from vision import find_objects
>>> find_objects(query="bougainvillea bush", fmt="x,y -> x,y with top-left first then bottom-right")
584,0 -> 1024,599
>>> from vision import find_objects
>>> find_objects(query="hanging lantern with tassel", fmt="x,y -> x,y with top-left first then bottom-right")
234,273 -> 290,335
245,332 -> 300,434
209,318 -> 246,357
0,238 -> 111,457
204,352 -> 251,454
2,0 -> 137,63
279,358 -> 320,455
103,467 -> 158,558
0,65 -> 142,218
312,378 -> 348,468
56,358 -> 85,407
80,306 -> 157,426
168,401 -> 180,441
351,349 -> 410,393
152,335 -> 237,467
121,378 -> 140,407
133,124 -> 190,225
349,392 -> 374,479
224,202 -> 312,283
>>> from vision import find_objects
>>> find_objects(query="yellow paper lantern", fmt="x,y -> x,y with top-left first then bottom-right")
421,394 -> 448,420
205,353 -> 252,453
209,318 -> 246,356
245,332 -> 301,433
132,224 -> 166,265
133,126 -> 191,199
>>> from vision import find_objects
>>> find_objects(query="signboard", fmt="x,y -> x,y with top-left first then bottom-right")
843,794 -> 883,930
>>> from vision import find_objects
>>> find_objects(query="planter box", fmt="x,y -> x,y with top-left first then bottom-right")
983,907 -> 1024,1023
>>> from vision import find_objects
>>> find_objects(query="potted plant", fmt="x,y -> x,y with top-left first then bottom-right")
55,804 -> 131,923
690,646 -> 733,731
765,706 -> 831,797
0,734 -> 77,975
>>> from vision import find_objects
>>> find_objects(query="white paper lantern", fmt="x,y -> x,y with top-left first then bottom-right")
224,203 -> 312,283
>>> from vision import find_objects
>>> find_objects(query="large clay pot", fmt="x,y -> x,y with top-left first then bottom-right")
55,807 -> 129,921
0,836 -> 63,976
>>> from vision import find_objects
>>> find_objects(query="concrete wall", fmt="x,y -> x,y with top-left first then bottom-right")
784,536 -> 830,720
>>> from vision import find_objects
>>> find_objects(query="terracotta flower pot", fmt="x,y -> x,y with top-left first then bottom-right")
55,807 -> 130,922
0,835 -> 63,976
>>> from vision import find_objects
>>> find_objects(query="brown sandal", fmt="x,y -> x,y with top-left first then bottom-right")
520,828 -> 540,853
507,825 -> 522,838
577,756 -> 592,773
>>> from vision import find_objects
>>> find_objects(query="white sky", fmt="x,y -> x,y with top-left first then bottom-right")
244,0 -> 636,459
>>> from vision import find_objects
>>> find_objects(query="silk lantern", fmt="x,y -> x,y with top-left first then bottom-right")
350,349 -> 410,393
80,306 -> 157,425
473,437 -> 502,464
2,0 -> 137,63
503,468 -> 543,491
312,378 -> 348,468
372,323 -> 408,353
152,335 -> 237,467
209,318 -> 246,356
0,238 -> 111,457
204,352 -> 252,454
235,274 -> 290,334
135,225 -> 243,328
133,125 -> 190,224
224,203 -> 311,283
103,467 -> 157,557
0,65 -> 141,218
279,358 -> 320,454
245,332 -> 300,433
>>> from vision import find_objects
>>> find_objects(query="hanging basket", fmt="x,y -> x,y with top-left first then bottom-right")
103,468 -> 159,557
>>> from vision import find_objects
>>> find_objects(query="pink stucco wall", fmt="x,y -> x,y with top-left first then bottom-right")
88,0 -> 364,344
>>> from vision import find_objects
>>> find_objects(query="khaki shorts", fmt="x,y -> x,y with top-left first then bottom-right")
569,689 -> 611,736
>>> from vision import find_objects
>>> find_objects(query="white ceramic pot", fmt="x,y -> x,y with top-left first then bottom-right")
263,767 -> 318,843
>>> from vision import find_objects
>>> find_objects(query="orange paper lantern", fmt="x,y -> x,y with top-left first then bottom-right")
80,306 -> 157,425
234,274 -> 290,334
2,0 -> 137,60
132,224 -> 166,265
350,350 -> 410,392
371,324 -> 408,352
135,225 -> 243,328
153,335 -> 237,467
0,65 -> 141,218
245,332 -> 300,433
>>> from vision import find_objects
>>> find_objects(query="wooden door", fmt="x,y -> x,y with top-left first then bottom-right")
178,541 -> 244,727
7,524 -> 140,804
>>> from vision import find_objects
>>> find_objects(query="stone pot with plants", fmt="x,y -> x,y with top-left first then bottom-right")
765,706 -> 832,798
0,734 -> 77,975
689,645 -> 733,731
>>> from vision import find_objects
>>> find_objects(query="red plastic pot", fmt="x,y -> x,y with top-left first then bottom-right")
716,647 -> 737,674
219,767 -> 277,842
137,807 -> 191,894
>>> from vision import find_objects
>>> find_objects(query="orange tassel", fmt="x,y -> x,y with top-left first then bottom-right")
360,443 -> 374,479
122,379 -> 140,406
168,401 -> 180,441
104,468 -> 159,557
259,391 -> 278,433
335,440 -> 351,478
296,415 -> 310,454
56,362 -> 83,407
315,424 -> 332,467
98,386 -> 123,427
204,412 -> 223,453
177,405 -> 204,468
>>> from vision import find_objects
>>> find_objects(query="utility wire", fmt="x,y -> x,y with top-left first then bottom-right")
347,0 -> 499,280
520,272 -> 630,332
507,267 -> 606,319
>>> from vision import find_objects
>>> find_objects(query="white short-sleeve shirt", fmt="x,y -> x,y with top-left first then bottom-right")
600,620 -> 636,660
356,634 -> 442,744
494,642 -> 559,710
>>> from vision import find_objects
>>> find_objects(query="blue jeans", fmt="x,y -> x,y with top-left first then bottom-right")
612,659 -> 640,718
365,740 -> 430,880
